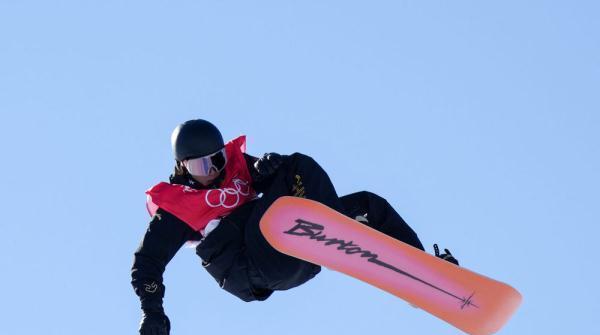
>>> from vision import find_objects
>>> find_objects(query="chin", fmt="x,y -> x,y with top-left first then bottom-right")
202,178 -> 216,185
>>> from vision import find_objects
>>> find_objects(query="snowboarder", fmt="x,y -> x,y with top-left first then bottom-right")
131,119 -> 458,335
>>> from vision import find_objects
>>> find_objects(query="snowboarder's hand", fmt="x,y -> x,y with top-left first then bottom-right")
434,244 -> 459,266
253,153 -> 283,181
139,309 -> 170,335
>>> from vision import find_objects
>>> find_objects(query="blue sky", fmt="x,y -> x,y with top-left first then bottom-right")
1,1 -> 599,334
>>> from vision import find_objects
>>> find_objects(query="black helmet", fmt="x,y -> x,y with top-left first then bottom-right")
171,119 -> 224,161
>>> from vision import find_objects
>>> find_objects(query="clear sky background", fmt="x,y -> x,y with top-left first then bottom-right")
1,1 -> 598,334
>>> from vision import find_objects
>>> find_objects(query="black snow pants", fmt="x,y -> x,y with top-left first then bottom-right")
340,191 -> 424,251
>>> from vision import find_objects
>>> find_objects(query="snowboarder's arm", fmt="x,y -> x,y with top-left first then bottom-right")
131,208 -> 199,312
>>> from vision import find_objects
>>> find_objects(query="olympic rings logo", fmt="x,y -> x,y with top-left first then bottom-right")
205,178 -> 251,209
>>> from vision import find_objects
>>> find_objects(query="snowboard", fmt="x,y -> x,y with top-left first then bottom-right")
259,196 -> 522,335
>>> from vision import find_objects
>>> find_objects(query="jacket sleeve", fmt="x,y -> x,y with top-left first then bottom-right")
131,208 -> 199,312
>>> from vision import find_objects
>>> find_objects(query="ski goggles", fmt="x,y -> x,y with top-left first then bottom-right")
183,148 -> 228,176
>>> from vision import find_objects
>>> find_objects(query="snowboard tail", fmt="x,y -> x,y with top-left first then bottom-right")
259,196 -> 522,335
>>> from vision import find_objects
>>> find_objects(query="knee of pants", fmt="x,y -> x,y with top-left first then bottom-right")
354,190 -> 389,208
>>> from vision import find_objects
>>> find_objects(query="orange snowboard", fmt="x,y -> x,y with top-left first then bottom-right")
259,196 -> 522,335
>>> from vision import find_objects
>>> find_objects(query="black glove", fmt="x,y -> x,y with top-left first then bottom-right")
139,309 -> 170,335
434,244 -> 459,266
253,153 -> 283,182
